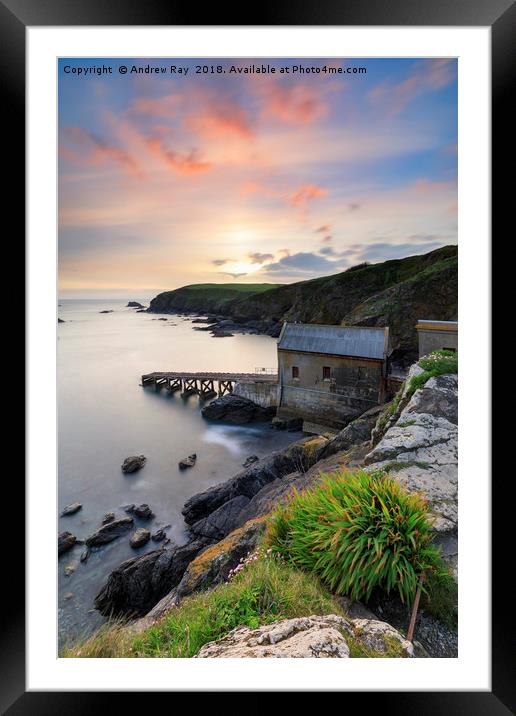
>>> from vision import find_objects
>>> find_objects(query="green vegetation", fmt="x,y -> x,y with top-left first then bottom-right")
148,282 -> 282,314
408,349 -> 458,396
265,469 -> 445,605
61,555 -> 343,658
421,571 -> 458,632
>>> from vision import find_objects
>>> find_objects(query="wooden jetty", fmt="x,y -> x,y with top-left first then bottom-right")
141,371 -> 278,398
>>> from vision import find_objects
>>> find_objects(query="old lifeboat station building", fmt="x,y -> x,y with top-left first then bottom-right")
275,323 -> 392,432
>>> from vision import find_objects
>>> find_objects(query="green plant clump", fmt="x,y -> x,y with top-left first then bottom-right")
409,349 -> 458,395
265,470 -> 445,605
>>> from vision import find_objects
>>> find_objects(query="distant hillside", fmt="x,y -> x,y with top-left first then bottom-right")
148,283 -> 283,314
149,246 -> 457,356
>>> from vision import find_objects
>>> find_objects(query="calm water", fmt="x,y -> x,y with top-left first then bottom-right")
58,299 -> 300,647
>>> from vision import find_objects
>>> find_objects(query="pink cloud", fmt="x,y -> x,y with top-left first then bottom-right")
287,184 -> 327,208
145,137 -> 212,175
130,94 -> 182,118
260,83 -> 328,125
187,101 -> 253,139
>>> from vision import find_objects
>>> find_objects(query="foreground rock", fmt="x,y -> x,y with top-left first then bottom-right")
315,404 -> 383,461
60,502 -> 82,517
58,531 -> 77,555
130,528 -> 151,548
121,455 -> 146,474
201,395 -> 276,424
85,517 -> 133,547
242,454 -> 259,468
195,615 -> 413,658
94,538 -> 209,617
126,503 -> 154,518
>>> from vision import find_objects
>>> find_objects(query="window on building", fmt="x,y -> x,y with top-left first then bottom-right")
323,366 -> 331,380
292,366 -> 299,379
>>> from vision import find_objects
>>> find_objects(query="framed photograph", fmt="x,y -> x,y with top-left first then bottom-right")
4,0 -> 510,710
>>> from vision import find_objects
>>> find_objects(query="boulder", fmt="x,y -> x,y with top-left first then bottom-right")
179,454 -> 197,470
195,615 -> 352,658
315,404 -> 383,461
85,517 -> 134,547
271,416 -> 303,431
127,301 -> 144,308
58,531 -> 77,555
58,318 -> 65,323
132,504 -> 154,519
195,615 -> 414,658
201,395 -> 275,424
64,561 -> 79,577
121,455 -> 146,473
102,512 -> 116,525
189,495 -> 251,541
130,528 -> 151,548
99,310 -> 114,313
60,502 -> 82,517
94,538 -> 209,617
80,548 -> 90,563
151,528 -> 167,543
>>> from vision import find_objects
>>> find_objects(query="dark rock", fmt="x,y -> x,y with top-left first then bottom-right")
99,310 -> 114,313
58,318 -> 65,323
201,395 -> 275,424
121,455 -> 146,473
151,529 -> 167,542
181,435 -> 326,525
102,512 -> 116,525
315,404 -> 384,461
211,330 -> 234,337
242,454 -> 259,468
58,531 -> 77,555
127,301 -> 144,308
123,504 -> 135,513
136,309 -> 146,313
271,416 -> 303,431
133,503 -> 154,518
130,528 -> 151,548
158,317 -> 168,321
80,548 -> 90,563
85,517 -> 134,547
189,495 -> 251,541
60,502 -> 82,517
94,538 -> 209,617
179,454 -> 197,470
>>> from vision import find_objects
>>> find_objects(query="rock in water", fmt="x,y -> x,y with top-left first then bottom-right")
58,318 -> 65,323
127,301 -> 144,308
64,561 -> 79,577
102,512 -> 116,525
201,395 -> 275,424
133,504 -> 154,518
85,517 -> 134,546
58,531 -> 77,555
179,454 -> 197,470
60,502 -> 82,517
130,528 -> 151,548
151,528 -> 167,542
80,548 -> 90,563
121,455 -> 146,473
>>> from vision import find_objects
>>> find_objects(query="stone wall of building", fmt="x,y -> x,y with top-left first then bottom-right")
233,381 -> 279,408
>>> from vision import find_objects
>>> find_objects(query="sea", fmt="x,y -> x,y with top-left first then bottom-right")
57,298 -> 301,648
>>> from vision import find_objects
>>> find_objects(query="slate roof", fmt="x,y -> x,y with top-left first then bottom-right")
277,323 -> 390,360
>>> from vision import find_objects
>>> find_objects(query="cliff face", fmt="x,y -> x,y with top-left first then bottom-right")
148,246 -> 457,355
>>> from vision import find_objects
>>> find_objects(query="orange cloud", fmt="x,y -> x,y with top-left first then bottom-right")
287,184 -> 327,208
187,101 -> 253,139
260,83 -> 328,125
145,137 -> 212,175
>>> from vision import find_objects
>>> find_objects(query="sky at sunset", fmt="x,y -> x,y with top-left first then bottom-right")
58,57 -> 457,298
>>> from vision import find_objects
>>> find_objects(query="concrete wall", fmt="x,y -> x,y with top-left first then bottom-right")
233,381 -> 279,408
277,349 -> 384,429
417,328 -> 458,357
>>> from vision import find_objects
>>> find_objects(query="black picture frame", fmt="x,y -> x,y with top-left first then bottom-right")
3,0 -> 510,711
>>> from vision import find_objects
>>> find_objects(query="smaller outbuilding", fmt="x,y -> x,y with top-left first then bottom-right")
416,320 -> 458,358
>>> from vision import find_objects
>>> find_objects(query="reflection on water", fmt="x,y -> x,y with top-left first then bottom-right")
58,299 -> 299,648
